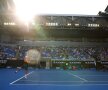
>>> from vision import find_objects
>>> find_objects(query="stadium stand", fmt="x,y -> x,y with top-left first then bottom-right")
0,0 -> 108,70
0,41 -> 108,70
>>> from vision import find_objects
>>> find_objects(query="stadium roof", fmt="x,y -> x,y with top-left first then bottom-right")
0,0 -> 15,13
0,0 -> 107,23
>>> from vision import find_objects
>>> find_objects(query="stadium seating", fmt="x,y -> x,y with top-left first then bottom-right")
0,44 -> 108,61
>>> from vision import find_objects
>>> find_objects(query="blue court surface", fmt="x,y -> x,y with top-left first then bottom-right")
1,68 -> 108,90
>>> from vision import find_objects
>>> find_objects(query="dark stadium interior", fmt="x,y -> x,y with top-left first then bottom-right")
1,0 -> 108,90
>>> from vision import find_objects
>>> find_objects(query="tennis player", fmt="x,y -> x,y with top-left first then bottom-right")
23,55 -> 29,79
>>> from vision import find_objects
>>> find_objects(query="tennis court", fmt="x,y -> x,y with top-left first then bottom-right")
1,68 -> 108,90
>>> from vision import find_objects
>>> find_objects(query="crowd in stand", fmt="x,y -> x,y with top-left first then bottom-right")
0,44 -> 108,61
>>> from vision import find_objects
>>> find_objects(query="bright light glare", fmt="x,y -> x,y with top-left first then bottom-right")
14,0 -> 108,22
14,0 -> 37,22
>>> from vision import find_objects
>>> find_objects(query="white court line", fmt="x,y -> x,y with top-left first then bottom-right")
9,83 -> 84,86
78,75 -> 108,76
67,72 -> 88,82
10,71 -> 108,86
10,71 -> 34,85
14,79 -> 108,82
10,83 -> 108,86
18,80 -> 85,82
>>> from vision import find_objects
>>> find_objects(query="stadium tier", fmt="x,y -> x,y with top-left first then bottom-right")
0,42 -> 108,70
0,0 -> 108,71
